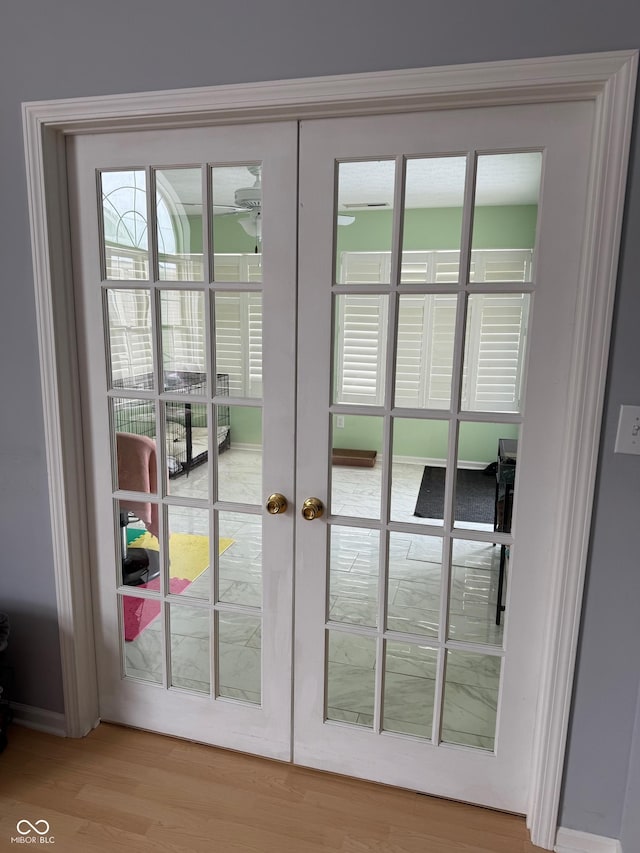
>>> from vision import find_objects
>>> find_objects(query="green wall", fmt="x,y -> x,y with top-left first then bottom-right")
187,213 -> 260,254
229,406 -> 262,446
332,415 -> 518,465
181,205 -> 532,458
192,204 -> 538,257
229,409 -> 519,464
213,214 -> 258,254
335,205 -> 538,257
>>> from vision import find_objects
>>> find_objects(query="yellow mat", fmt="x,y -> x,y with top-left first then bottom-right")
129,532 -> 233,583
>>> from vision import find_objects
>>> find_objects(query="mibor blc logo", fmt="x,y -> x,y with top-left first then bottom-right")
11,820 -> 55,844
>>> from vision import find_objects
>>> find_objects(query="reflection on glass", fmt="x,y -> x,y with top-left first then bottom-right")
449,538 -> 504,646
455,422 -> 519,531
160,290 -> 206,392
101,170 -> 149,280
114,420 -> 158,501
442,650 -> 501,750
121,592 -> 162,683
167,505 -> 210,600
217,511 -> 262,608
211,165 -> 263,282
112,399 -> 156,496
391,418 -> 448,524
215,292 -> 263,398
218,612 -> 261,704
165,402 -> 209,499
326,630 -> 376,726
156,168 -> 204,282
328,526 -> 380,628
107,289 -> 153,389
383,642 -> 437,738
335,160 -> 395,284
169,603 -> 210,693
331,415 -> 382,519
117,496 -> 161,594
333,294 -> 388,406
395,294 -> 457,409
217,407 -> 261,505
470,249 -> 535,283
461,293 -> 529,414
401,156 -> 466,284
387,532 -> 441,637
471,152 -> 542,283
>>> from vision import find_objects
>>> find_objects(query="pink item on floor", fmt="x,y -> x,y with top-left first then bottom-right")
123,577 -> 190,641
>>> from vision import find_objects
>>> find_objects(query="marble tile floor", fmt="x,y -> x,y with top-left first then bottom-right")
124,451 -> 505,750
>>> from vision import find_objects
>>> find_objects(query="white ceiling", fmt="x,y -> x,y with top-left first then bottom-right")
337,153 -> 542,208
158,152 -> 542,212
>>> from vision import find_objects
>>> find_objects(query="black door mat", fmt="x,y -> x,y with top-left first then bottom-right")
414,465 -> 495,524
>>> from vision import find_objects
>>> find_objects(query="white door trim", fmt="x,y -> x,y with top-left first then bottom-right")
22,50 -> 637,850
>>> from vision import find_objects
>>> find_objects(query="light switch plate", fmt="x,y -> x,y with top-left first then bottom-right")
614,405 -> 640,454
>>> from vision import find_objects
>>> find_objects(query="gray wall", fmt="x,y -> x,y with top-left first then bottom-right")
621,683 -> 640,850
1,0 -> 639,842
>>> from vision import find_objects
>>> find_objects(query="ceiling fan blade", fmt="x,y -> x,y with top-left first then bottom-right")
212,204 -> 246,215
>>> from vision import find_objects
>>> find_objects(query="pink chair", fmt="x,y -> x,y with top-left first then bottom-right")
116,433 -> 160,586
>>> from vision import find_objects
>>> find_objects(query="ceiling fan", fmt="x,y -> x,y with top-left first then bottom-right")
214,166 -> 355,244
214,166 -> 264,241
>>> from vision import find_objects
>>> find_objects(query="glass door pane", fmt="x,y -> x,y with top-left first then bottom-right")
101,171 -> 149,280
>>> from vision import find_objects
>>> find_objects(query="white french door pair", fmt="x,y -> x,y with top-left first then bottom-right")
68,98 -> 593,813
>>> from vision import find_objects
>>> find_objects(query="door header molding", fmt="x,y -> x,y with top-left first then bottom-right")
22,50 -> 637,850
24,50 -> 636,134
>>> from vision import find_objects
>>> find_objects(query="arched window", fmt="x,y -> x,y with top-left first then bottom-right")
101,170 -> 179,255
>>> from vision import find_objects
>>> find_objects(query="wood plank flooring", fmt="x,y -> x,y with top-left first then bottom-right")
0,723 -> 541,852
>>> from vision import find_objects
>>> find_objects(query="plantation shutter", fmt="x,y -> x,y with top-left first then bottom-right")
427,295 -> 458,406
434,251 -> 463,284
399,252 -> 431,284
335,294 -> 387,405
247,292 -> 263,396
334,252 -> 390,405
213,253 -> 243,282
244,255 -> 263,283
339,251 -> 391,284
466,293 -> 528,412
213,254 -> 263,398
395,294 -> 457,408
107,289 -> 153,387
337,249 -> 531,411
395,295 -> 426,406
105,245 -> 149,281
160,290 -> 205,375
472,249 -> 533,283
214,292 -> 245,397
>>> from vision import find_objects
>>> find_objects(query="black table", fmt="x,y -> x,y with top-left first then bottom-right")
495,438 -> 517,625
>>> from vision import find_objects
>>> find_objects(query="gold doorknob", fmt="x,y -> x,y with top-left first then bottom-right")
266,493 -> 288,514
301,497 -> 324,520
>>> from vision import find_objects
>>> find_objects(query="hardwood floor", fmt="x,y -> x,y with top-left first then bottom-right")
0,723 -> 540,852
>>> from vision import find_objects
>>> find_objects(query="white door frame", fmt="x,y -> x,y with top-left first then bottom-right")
22,51 -> 637,849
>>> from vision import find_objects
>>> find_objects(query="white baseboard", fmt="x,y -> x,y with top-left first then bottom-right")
378,455 -> 487,469
11,702 -> 67,736
555,827 -> 622,853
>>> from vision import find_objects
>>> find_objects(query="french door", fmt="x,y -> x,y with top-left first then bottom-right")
294,102 -> 593,811
68,99 -> 594,810
68,122 -> 298,759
